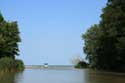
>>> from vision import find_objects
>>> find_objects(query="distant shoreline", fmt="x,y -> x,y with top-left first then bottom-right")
25,65 -> 76,70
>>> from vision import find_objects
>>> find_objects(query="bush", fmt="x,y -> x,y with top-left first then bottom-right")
15,59 -> 25,71
0,57 -> 14,72
75,61 -> 89,69
0,57 -> 24,72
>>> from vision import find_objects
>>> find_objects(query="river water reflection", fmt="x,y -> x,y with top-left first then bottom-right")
0,69 -> 125,83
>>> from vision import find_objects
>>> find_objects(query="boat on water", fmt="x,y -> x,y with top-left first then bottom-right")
43,63 -> 48,68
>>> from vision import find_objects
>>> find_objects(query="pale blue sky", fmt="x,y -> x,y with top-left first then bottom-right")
0,0 -> 106,65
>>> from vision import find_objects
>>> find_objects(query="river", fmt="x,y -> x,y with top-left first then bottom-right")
0,67 -> 125,83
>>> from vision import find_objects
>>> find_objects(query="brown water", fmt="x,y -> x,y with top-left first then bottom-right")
0,69 -> 125,83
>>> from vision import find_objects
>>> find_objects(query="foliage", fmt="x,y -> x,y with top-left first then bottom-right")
0,12 -> 24,72
0,58 -> 24,72
15,59 -> 25,71
0,57 -> 15,72
75,61 -> 89,68
82,0 -> 125,72
83,24 -> 103,68
0,12 -> 21,59
71,55 -> 89,68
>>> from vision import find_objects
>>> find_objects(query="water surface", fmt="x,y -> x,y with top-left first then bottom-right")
0,68 -> 125,83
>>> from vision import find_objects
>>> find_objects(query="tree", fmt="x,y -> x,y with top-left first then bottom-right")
83,0 -> 125,72
0,12 -> 21,59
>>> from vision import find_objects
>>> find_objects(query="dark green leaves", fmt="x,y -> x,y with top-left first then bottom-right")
0,13 -> 21,59
82,0 -> 125,72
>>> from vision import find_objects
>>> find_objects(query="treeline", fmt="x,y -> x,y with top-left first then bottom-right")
83,0 -> 125,72
0,13 -> 24,72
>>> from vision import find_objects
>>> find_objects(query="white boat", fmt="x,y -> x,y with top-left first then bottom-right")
43,63 -> 48,68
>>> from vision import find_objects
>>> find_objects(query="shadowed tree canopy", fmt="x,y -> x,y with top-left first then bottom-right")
0,12 -> 21,59
82,0 -> 125,72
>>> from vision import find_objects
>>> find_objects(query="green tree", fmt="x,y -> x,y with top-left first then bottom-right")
83,24 -> 103,68
0,12 -> 21,59
83,0 -> 125,72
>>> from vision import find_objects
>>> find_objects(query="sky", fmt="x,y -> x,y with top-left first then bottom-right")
0,0 -> 107,65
